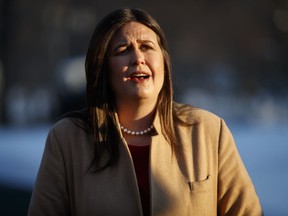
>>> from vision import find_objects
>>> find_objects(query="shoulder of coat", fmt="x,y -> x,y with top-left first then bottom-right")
173,102 -> 221,126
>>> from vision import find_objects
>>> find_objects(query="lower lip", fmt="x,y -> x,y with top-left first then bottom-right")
129,76 -> 150,83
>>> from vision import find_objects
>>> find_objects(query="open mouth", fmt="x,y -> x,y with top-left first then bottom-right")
128,72 -> 150,82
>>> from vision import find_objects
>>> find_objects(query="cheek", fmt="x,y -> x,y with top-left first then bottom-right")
108,59 -> 128,92
150,53 -> 165,73
156,58 -> 165,81
157,59 -> 166,89
108,59 -> 118,75
109,58 -> 128,75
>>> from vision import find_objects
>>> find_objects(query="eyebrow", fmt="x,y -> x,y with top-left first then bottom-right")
137,39 -> 155,45
112,39 -> 156,52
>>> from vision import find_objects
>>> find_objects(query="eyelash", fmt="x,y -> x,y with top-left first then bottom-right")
141,44 -> 153,50
115,44 -> 153,55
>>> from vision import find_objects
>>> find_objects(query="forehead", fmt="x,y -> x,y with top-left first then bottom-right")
113,21 -> 158,42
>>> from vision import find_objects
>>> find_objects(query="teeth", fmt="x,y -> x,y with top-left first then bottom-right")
128,72 -> 150,80
133,74 -> 148,77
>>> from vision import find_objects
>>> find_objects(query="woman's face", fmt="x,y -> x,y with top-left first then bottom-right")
108,21 -> 165,105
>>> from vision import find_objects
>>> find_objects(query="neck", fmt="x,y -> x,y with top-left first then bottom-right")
116,99 -> 157,131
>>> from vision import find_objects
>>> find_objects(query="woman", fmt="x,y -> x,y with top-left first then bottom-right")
28,8 -> 263,216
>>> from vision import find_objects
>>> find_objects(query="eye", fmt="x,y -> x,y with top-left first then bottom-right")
113,45 -> 131,56
140,44 -> 153,51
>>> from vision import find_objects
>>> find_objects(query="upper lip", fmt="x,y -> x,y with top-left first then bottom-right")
128,71 -> 150,78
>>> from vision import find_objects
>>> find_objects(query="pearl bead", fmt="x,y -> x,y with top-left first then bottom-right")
119,124 -> 154,136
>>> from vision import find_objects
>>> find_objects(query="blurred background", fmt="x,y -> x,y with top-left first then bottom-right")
0,0 -> 288,215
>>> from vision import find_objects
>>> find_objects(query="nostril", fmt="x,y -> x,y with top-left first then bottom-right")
131,57 -> 145,65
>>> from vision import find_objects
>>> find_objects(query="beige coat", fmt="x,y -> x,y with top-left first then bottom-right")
28,104 -> 263,215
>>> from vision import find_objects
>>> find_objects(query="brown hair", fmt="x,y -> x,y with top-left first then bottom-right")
85,8 -> 176,169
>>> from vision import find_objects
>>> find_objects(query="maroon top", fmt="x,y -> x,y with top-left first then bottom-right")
128,144 -> 150,216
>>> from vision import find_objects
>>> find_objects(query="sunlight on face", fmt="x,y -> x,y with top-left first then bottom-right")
109,22 -> 165,105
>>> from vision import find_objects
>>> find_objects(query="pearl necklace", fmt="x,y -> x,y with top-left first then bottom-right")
120,124 -> 154,136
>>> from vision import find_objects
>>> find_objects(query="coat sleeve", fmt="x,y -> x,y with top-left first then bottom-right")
28,127 -> 70,216
217,119 -> 263,215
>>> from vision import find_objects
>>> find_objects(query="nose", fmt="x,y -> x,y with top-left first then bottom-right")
130,48 -> 145,65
